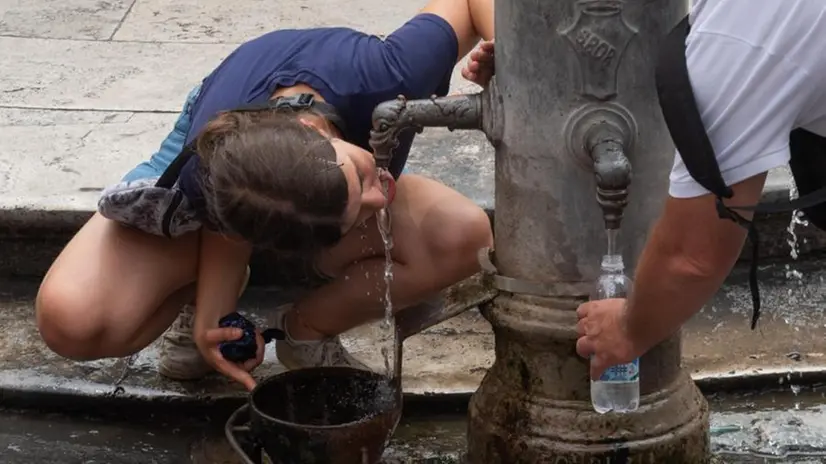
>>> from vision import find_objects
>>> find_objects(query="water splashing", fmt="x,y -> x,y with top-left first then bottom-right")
783,181 -> 808,397
787,210 -> 809,262
786,180 -> 808,281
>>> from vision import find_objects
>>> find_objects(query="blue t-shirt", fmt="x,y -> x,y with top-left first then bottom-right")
178,13 -> 459,209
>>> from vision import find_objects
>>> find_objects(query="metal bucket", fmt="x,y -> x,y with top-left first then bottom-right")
225,277 -> 497,463
226,366 -> 401,464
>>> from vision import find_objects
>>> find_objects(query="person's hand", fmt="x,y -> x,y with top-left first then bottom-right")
575,298 -> 641,380
461,40 -> 495,87
194,324 -> 265,391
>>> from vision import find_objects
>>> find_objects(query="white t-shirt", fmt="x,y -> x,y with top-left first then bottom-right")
669,0 -> 826,198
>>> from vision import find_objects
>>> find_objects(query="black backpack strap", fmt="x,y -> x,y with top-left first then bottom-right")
657,16 -> 826,331
656,15 -> 766,329
656,16 -> 733,201
155,143 -> 197,189
736,187 -> 826,214
730,129 -> 826,215
657,19 -> 826,217
234,93 -> 348,138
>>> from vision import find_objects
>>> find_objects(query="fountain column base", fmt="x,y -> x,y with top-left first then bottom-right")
467,295 -> 710,463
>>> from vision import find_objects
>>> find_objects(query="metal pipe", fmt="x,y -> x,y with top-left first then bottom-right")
370,94 -> 484,169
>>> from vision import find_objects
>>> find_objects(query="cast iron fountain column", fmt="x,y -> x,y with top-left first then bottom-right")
370,0 -> 710,462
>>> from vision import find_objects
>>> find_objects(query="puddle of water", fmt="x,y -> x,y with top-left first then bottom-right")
9,384 -> 826,463
382,387 -> 826,463
709,385 -> 826,462
0,407 -> 196,464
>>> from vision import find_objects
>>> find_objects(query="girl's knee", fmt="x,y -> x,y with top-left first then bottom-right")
438,202 -> 491,250
425,203 -> 492,275
35,279 -> 108,361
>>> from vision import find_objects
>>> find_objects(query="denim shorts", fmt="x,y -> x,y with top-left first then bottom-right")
121,85 -> 202,182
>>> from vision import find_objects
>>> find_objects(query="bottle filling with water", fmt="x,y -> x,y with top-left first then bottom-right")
590,248 -> 639,414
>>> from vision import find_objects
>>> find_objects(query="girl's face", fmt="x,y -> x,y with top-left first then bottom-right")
298,115 -> 395,234
332,138 -> 396,233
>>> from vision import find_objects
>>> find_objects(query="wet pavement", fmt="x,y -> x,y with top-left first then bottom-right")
0,408 -> 199,463
0,403 -> 469,463
1,255 -> 826,462
6,385 -> 826,463
709,387 -> 826,463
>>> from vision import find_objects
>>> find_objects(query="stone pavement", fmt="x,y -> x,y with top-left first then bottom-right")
1,0 -> 823,278
0,0 -> 488,220
1,0 -> 825,418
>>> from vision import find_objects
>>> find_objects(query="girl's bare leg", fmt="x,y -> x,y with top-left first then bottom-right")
275,174 -> 492,369
35,213 -> 200,360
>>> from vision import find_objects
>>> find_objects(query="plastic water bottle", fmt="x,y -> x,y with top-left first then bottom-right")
590,254 -> 639,414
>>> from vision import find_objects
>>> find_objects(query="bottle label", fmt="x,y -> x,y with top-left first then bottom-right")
598,358 -> 639,382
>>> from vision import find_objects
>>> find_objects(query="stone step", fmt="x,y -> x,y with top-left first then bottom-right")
0,115 -> 819,280
1,0 -> 429,43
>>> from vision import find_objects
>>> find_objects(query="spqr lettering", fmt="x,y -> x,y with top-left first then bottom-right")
575,28 -> 617,67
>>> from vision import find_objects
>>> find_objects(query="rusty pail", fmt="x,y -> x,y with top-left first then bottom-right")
225,366 -> 401,464
225,284 -> 492,463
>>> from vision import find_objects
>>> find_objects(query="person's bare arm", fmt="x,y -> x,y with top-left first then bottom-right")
624,172 -> 768,354
193,228 -> 257,390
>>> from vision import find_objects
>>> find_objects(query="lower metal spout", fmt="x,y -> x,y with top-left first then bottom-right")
590,134 -> 632,230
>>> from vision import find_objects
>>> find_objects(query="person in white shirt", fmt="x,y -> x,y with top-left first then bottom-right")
575,0 -> 826,380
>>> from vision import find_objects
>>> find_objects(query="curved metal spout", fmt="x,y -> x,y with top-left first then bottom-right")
589,130 -> 632,230
370,94 -> 484,169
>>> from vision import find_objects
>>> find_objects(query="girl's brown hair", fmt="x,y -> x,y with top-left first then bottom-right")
195,109 -> 349,252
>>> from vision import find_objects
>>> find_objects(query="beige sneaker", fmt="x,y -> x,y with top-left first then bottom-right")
158,266 -> 251,381
270,305 -> 370,371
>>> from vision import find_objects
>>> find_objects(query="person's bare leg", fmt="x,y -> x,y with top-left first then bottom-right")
309,174 -> 490,332
272,175 -> 491,369
36,213 -> 200,359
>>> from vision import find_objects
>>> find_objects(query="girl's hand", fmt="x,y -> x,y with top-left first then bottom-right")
194,324 -> 265,391
461,40 -> 495,87
194,229 -> 257,390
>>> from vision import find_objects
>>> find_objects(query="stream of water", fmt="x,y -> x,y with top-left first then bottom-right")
605,227 -> 618,256
376,176 -> 397,379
